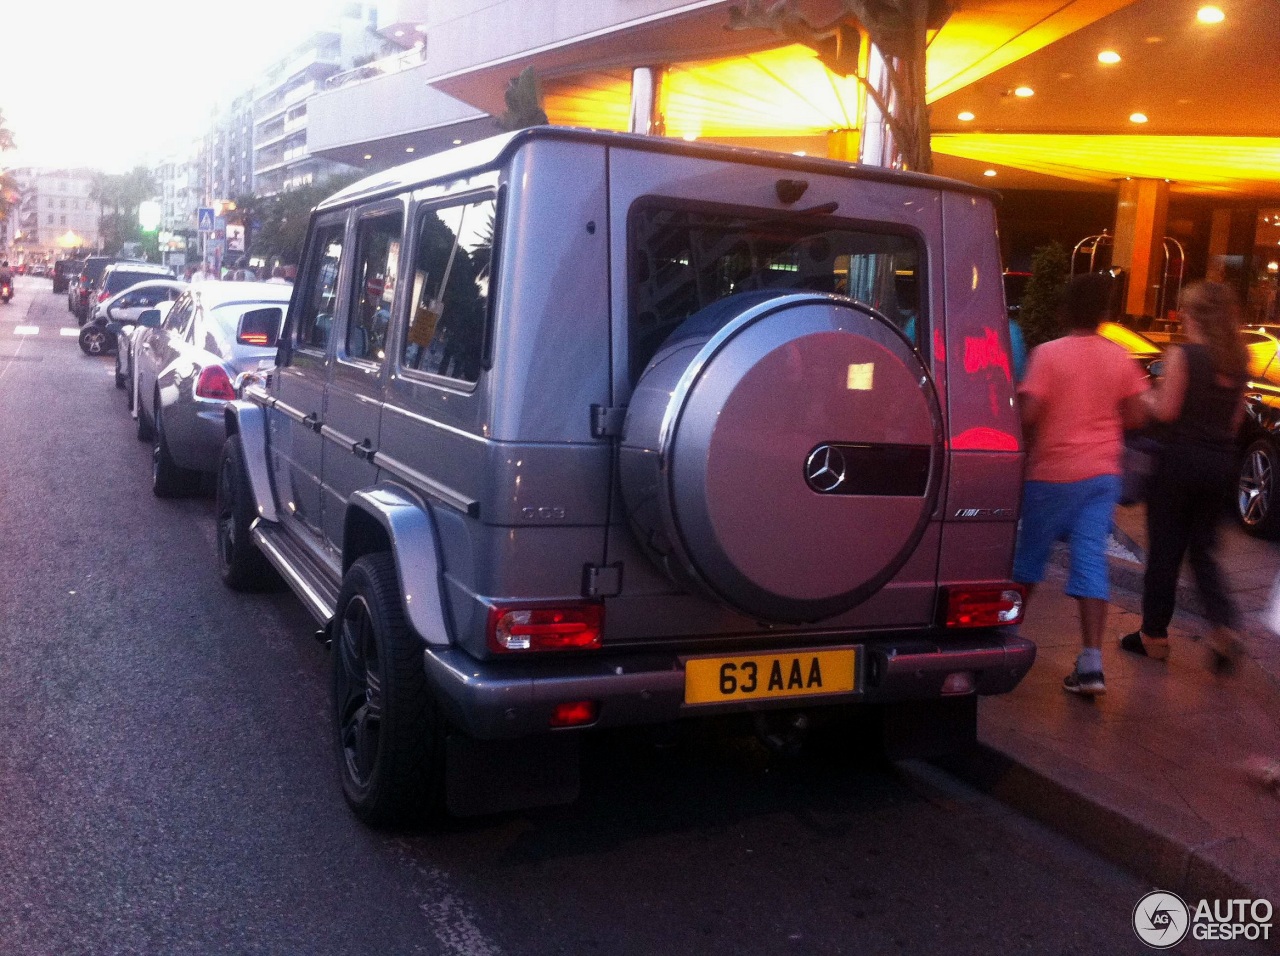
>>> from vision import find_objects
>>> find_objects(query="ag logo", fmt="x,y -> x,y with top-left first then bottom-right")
1133,890 -> 1190,949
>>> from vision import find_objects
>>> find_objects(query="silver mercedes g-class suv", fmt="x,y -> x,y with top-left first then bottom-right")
217,127 -> 1034,825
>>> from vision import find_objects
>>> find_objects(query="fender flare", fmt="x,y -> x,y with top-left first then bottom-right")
223,400 -> 279,523
346,486 -> 452,646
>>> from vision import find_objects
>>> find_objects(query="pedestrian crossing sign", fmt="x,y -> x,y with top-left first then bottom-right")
197,207 -> 216,233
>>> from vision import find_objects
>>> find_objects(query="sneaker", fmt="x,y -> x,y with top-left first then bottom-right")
1119,630 -> 1170,661
1063,668 -> 1106,696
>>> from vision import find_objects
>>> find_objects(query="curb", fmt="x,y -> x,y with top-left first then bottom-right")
936,744 -> 1275,909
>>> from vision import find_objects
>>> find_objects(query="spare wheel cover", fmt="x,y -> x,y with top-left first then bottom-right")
622,292 -> 943,624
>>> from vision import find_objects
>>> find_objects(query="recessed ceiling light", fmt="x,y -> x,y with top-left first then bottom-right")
452,139 -> 463,145
793,150 -> 807,156
414,24 -> 427,32
1014,86 -> 1034,98
405,146 -> 415,153
1197,6 -> 1225,23
1098,50 -> 1121,64
1129,112 -> 1149,123
394,29 -> 405,37
682,133 -> 698,141
958,111 -> 975,122
363,154 -> 372,160
983,169 -> 998,177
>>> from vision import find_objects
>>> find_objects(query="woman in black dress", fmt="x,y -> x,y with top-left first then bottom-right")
1121,282 -> 1248,668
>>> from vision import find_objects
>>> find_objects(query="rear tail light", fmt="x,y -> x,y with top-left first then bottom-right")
943,585 -> 1025,628
194,365 -> 236,401
487,605 -> 603,653
549,701 -> 599,728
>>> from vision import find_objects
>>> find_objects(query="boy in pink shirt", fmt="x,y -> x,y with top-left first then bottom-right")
1014,273 -> 1148,695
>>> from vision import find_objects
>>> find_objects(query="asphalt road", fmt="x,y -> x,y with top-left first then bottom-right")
0,278 -> 1242,955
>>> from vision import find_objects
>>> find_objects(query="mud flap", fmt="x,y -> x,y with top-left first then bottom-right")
445,732 -> 581,816
878,695 -> 977,761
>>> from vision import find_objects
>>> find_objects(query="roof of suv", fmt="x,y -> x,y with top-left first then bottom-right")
319,127 -> 997,213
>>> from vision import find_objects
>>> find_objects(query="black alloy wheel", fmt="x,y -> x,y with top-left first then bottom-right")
151,404 -> 199,498
332,553 -> 444,826
215,437 -> 281,591
1238,439 -> 1280,538
136,391 -> 153,441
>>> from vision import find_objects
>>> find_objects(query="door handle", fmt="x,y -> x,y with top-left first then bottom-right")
352,438 -> 375,462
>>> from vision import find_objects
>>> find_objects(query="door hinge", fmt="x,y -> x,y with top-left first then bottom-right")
582,562 -> 624,598
590,404 -> 627,439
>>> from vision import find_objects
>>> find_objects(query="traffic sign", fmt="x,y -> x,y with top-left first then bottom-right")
197,207 -> 215,232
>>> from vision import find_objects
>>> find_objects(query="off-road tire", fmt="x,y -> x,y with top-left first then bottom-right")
332,553 -> 445,827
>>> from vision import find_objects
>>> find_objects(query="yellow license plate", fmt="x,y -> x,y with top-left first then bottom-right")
684,649 -> 857,705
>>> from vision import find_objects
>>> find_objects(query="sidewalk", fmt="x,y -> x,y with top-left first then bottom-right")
956,504 -> 1280,907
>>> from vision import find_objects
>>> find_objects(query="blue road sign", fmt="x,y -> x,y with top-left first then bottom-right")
197,207 -> 216,232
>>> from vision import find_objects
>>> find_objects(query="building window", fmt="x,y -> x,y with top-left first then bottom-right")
47,214 -> 53,225
60,215 -> 66,226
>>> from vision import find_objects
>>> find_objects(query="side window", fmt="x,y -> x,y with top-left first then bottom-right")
402,197 -> 496,384
345,211 -> 402,363
295,220 -> 345,353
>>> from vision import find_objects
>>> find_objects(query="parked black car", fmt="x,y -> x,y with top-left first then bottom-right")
52,258 -> 82,294
70,256 -> 119,323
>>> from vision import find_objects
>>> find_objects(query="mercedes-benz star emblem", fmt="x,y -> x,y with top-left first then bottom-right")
805,445 -> 847,493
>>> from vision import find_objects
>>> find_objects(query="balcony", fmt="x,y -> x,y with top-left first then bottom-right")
307,62 -> 488,162
322,45 -> 427,93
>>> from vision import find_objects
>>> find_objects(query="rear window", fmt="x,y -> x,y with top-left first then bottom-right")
628,201 -> 925,384
106,271 -> 169,294
82,259 -> 115,281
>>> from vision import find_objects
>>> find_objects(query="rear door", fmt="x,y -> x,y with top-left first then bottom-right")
137,292 -> 192,418
603,150 -> 946,638
319,200 -> 404,556
271,212 -> 349,549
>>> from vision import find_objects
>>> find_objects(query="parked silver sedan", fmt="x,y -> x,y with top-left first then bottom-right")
133,282 -> 291,497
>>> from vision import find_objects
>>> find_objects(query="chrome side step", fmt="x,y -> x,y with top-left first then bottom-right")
251,521 -> 340,624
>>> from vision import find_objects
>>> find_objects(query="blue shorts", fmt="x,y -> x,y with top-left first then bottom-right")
1013,475 -> 1120,601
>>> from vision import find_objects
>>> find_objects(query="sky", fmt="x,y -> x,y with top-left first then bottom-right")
0,0 -> 348,172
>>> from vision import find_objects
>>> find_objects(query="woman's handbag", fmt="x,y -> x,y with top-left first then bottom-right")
1119,432 -> 1161,506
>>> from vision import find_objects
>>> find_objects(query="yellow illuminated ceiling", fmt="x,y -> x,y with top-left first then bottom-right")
924,0 -> 1137,102
544,44 -> 863,139
932,135 -> 1280,196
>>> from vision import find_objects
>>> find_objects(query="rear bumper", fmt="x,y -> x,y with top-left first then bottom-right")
423,631 -> 1035,740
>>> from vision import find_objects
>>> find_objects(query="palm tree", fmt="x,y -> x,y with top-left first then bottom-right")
0,108 -> 16,225
0,108 -> 14,152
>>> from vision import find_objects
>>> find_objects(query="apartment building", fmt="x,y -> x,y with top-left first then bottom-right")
9,168 -> 100,261
252,3 -> 392,196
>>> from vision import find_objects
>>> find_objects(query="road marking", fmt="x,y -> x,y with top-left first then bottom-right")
60,328 -> 80,337
0,331 -> 26,387
14,326 -> 38,336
